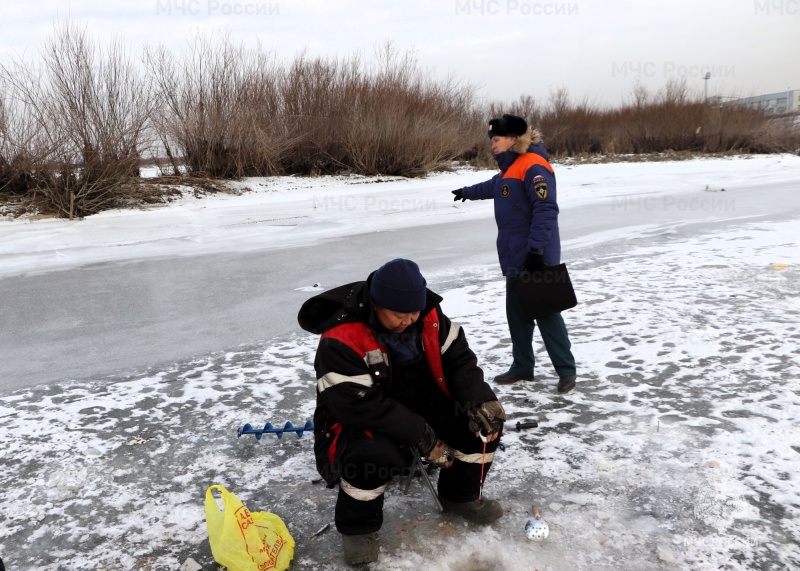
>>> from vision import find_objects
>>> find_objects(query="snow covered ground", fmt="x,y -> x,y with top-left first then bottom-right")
1,155 -> 799,570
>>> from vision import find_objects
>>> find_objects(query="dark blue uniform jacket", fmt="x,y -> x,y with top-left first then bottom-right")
461,143 -> 561,276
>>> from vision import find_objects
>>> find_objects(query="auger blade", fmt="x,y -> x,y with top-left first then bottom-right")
237,420 -> 315,440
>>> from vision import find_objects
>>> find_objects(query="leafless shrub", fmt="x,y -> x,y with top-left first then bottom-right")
0,62 -> 61,196
3,21 -> 798,220
475,79 -> 798,158
145,33 -> 285,178
146,39 -> 478,178
332,43 -> 476,176
1,21 -> 153,218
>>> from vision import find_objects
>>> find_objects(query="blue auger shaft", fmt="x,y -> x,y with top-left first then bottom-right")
237,420 -> 314,440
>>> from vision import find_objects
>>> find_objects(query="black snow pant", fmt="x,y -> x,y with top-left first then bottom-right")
329,403 -> 502,535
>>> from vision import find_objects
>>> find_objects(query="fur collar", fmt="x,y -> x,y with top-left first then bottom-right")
510,128 -> 543,154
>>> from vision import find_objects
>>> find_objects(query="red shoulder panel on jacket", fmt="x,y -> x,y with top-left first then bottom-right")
321,322 -> 381,355
503,153 -> 554,181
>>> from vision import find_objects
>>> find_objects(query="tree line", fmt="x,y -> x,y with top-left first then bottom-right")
1,22 -> 796,218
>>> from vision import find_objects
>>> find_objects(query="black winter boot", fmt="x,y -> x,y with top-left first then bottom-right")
557,375 -> 577,393
441,496 -> 504,525
342,532 -> 379,565
493,371 -> 533,385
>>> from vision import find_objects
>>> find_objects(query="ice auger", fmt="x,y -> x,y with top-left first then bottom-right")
237,420 -> 314,440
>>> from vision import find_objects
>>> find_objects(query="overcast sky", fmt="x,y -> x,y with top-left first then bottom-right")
2,0 -> 798,108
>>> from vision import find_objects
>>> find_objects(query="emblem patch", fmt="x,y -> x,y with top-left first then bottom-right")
534,181 -> 548,200
501,185 -> 510,197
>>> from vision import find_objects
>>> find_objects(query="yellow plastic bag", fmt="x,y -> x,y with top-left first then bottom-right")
205,484 -> 295,571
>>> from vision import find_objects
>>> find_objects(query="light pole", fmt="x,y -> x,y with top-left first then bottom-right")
703,72 -> 711,101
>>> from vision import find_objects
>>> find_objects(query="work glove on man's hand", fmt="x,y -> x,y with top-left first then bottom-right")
417,423 -> 455,468
468,400 -> 507,436
452,189 -> 466,202
525,251 -> 545,272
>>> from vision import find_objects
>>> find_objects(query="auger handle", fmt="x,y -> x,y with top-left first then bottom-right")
516,420 -> 539,431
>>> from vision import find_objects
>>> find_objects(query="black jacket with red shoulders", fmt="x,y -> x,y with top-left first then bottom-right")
297,273 -> 498,450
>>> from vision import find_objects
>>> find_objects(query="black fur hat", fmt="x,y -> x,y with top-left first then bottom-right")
488,114 -> 528,138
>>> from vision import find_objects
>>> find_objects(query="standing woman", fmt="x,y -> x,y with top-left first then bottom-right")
452,114 -> 577,393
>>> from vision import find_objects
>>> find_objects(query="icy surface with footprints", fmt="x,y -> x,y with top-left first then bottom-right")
1,217 -> 798,570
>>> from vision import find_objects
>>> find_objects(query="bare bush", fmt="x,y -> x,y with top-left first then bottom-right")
333,44 -> 476,176
1,21 -> 153,218
2,20 -> 798,220
147,39 -> 478,178
474,79 -> 798,159
0,62 -> 62,197
145,33 -> 285,178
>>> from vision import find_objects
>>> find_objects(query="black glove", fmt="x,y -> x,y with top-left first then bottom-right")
525,251 -> 545,272
452,189 -> 466,202
468,400 -> 506,436
417,423 -> 455,468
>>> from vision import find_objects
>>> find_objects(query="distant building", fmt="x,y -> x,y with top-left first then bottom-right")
723,90 -> 800,115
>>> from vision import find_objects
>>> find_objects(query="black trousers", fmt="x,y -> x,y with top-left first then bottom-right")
331,404 -> 502,535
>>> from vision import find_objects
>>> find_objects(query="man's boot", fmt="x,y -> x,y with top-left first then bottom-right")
341,532 -> 379,565
440,497 -> 503,525
557,375 -> 577,393
493,371 -> 533,385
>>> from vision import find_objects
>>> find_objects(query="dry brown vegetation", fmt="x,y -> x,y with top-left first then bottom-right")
479,81 -> 800,163
0,21 -> 158,218
1,23 -> 798,219
143,37 -> 476,179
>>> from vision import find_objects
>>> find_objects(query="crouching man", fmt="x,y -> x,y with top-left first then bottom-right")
297,258 -> 506,565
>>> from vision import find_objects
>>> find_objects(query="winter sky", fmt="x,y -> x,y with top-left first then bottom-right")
1,0 -> 798,107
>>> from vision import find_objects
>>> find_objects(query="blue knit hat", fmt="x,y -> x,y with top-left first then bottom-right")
370,258 -> 427,312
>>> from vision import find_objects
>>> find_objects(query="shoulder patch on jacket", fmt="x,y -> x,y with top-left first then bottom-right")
534,179 -> 548,200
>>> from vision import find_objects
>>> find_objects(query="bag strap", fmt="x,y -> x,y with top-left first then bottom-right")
205,484 -> 230,512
